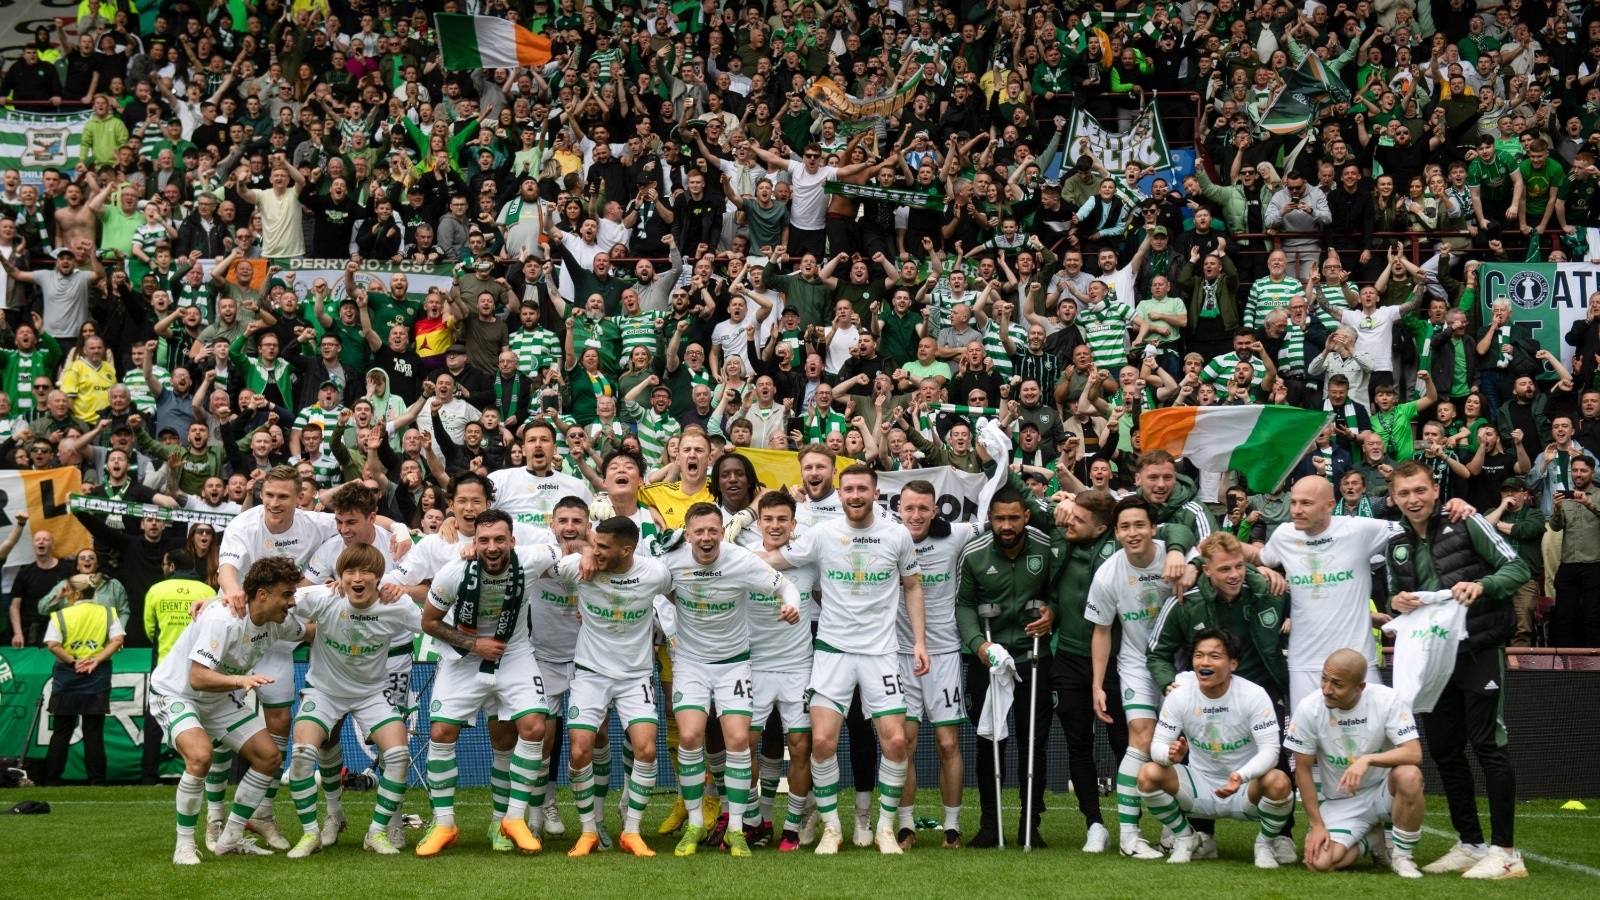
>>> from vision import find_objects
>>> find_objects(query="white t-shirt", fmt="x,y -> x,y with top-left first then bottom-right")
1259,516 -> 1399,672
1340,306 -> 1405,373
293,584 -> 422,700
1154,674 -> 1281,782
785,158 -> 840,231
781,512 -> 918,656
150,602 -> 307,703
1284,683 -> 1418,800
899,523 -> 979,654
219,506 -> 340,579
824,323 -> 860,374
710,317 -> 753,373
659,541 -> 793,664
489,465 -> 595,528
415,397 -> 481,460
1085,541 -> 1173,675
553,553 -> 674,680
253,186 -> 305,258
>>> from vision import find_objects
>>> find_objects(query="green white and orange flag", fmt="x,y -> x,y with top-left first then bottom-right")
436,13 -> 553,71
1141,405 -> 1330,492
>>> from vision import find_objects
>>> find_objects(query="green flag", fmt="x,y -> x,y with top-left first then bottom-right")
1256,54 -> 1351,136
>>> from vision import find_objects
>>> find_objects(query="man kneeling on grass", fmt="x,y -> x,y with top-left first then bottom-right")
1136,627 -> 1296,868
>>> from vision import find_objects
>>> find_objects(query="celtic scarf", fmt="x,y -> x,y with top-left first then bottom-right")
823,181 -> 945,210
928,403 -> 1000,418
455,552 -> 525,683
69,494 -> 236,528
1335,496 -> 1373,517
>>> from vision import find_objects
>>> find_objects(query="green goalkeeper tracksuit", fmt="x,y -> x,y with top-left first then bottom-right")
955,527 -> 1060,840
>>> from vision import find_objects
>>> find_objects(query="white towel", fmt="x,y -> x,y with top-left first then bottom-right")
975,420 -> 1013,523
977,650 -> 1022,741
1382,590 -> 1466,714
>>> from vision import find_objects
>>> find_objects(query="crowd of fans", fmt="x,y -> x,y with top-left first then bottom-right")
3,0 -> 1600,672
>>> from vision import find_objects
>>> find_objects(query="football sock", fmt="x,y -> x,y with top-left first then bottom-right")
570,763 -> 596,831
876,757 -> 906,828
944,805 -> 962,831
318,744 -> 344,819
678,745 -> 706,827
204,749 -> 232,819
785,791 -> 808,832
370,746 -> 409,835
223,768 -> 272,841
489,749 -> 512,822
758,751 -> 782,825
1140,786 -> 1190,835
1117,749 -> 1150,839
725,748 -> 752,832
426,741 -> 458,828
592,742 -> 612,804
1257,794 -> 1293,839
175,772 -> 203,841
707,749 -> 726,800
258,732 -> 289,817
505,738 -> 545,821
624,757 -> 656,833
812,754 -> 841,827
287,743 -> 320,829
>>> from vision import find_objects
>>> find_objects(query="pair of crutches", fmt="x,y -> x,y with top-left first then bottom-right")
979,597 -> 1044,851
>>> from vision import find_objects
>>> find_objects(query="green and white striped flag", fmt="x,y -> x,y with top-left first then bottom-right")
1062,100 -> 1172,199
0,110 -> 91,181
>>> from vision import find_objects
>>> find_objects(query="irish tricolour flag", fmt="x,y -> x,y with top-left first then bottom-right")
436,14 -> 553,71
1141,406 -> 1331,492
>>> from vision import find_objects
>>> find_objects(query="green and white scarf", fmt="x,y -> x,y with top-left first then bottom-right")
455,553 -> 526,682
1335,496 -> 1373,517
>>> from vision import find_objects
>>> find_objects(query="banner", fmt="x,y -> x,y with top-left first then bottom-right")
0,468 -> 94,568
824,181 -> 945,210
804,70 -> 924,137
0,647 -> 174,782
69,494 -> 237,528
1060,101 -> 1172,204
878,467 -> 988,522
1478,262 -> 1600,372
0,110 -> 92,186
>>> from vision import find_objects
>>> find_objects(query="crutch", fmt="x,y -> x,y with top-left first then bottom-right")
1022,596 -> 1045,852
978,601 -> 1004,850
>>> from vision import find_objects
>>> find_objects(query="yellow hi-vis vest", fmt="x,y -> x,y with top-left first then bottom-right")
54,603 -> 113,660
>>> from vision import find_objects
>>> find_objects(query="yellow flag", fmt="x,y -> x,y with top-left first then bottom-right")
736,448 -> 853,492
22,467 -> 93,557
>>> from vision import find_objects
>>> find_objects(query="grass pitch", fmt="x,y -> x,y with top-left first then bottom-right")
3,786 -> 1596,898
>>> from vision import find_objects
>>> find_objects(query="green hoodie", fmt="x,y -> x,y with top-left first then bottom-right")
365,367 -> 405,443
1143,473 -> 1217,543
1146,564 -> 1288,694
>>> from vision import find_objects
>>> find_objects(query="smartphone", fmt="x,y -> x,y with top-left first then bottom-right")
541,393 -> 560,412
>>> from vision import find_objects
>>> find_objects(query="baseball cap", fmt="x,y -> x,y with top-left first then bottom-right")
319,379 -> 340,391
1501,476 -> 1529,492
1152,226 -> 1169,237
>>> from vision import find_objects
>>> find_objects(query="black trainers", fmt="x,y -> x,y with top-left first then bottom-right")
744,821 -> 773,848
967,824 -> 1000,848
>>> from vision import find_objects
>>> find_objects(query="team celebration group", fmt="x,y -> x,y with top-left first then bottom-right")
0,0 -> 1580,884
